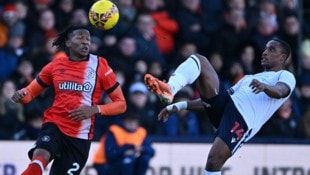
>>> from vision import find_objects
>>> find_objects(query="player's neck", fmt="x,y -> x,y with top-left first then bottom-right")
264,67 -> 283,72
264,63 -> 285,72
69,55 -> 89,61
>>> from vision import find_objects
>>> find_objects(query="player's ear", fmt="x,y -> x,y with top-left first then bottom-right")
280,54 -> 285,62
66,40 -> 71,48
280,53 -> 289,64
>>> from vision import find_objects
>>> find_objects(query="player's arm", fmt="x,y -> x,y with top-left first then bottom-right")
97,86 -> 127,116
249,79 -> 291,98
11,79 -> 46,104
69,86 -> 126,121
158,98 -> 205,122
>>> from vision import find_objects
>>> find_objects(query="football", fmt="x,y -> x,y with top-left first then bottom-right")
88,0 -> 119,30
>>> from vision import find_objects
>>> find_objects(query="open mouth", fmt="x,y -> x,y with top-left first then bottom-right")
81,47 -> 89,53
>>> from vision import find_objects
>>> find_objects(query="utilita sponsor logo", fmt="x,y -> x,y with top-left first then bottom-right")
59,82 -> 92,92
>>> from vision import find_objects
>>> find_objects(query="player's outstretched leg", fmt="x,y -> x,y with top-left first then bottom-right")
144,74 -> 174,105
144,54 -> 202,105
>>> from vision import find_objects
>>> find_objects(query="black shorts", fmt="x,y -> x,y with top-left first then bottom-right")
28,123 -> 91,175
202,83 -> 231,128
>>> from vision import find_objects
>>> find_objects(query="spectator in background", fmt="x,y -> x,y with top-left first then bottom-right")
280,0 -> 299,10
259,0 -> 278,25
226,0 -> 246,11
112,0 -> 137,37
148,61 -> 164,81
279,10 -> 300,71
0,25 -> 25,82
139,0 -> 179,57
176,0 -> 225,55
108,35 -> 140,79
25,8 -> 57,56
209,52 -> 224,78
170,42 -> 198,69
128,12 -> 166,67
298,40 -> 310,113
14,110 -> 43,140
53,0 -> 74,31
212,8 -> 250,63
279,0 -> 299,20
200,0 -> 225,37
15,1 -> 29,22
248,0 -> 278,29
126,81 -> 163,135
93,94 -> 123,142
175,0 -> 211,55
10,59 -> 35,89
0,3 -> 25,47
93,70 -> 127,141
28,30 -> 58,73
24,0 -> 51,45
0,4 -> 11,46
258,97 -> 305,138
226,60 -> 245,86
114,70 -> 127,88
133,59 -> 149,82
251,15 -> 278,53
177,42 -> 198,60
89,35 -> 102,54
69,8 -> 89,26
0,80 -> 24,140
298,72 -> 310,114
237,42 -> 259,74
93,111 -> 155,175
11,60 -> 53,130
147,60 -> 167,116
302,108 -> 310,138
163,86 -> 200,137
300,39 -> 310,73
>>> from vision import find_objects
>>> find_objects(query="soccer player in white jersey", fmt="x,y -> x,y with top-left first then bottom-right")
144,38 -> 296,175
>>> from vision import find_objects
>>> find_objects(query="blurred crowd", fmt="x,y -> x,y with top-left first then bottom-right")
1,0 -> 310,141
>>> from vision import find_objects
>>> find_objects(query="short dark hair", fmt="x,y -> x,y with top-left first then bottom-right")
52,25 -> 90,52
272,37 -> 291,60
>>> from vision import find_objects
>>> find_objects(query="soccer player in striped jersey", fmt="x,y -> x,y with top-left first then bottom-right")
11,25 -> 127,175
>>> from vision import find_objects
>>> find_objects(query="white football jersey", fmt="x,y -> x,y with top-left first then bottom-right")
230,70 -> 296,140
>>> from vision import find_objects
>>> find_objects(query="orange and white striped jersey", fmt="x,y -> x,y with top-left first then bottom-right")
37,54 -> 118,140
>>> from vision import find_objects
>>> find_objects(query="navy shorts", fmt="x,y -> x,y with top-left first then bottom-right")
202,83 -> 251,154
28,123 -> 91,175
216,100 -> 251,154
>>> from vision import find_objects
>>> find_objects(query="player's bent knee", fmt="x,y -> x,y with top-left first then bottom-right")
206,154 -> 226,171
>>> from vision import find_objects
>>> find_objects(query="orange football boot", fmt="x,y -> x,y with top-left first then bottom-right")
144,74 -> 174,105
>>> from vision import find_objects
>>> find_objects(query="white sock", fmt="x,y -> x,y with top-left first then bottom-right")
205,170 -> 221,175
168,54 -> 201,95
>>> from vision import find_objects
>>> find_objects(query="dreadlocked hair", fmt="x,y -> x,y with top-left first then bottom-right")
52,25 -> 90,52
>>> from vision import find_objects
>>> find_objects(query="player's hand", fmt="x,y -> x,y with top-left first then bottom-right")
158,105 -> 178,122
249,79 -> 266,94
11,90 -> 27,103
68,105 -> 99,121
